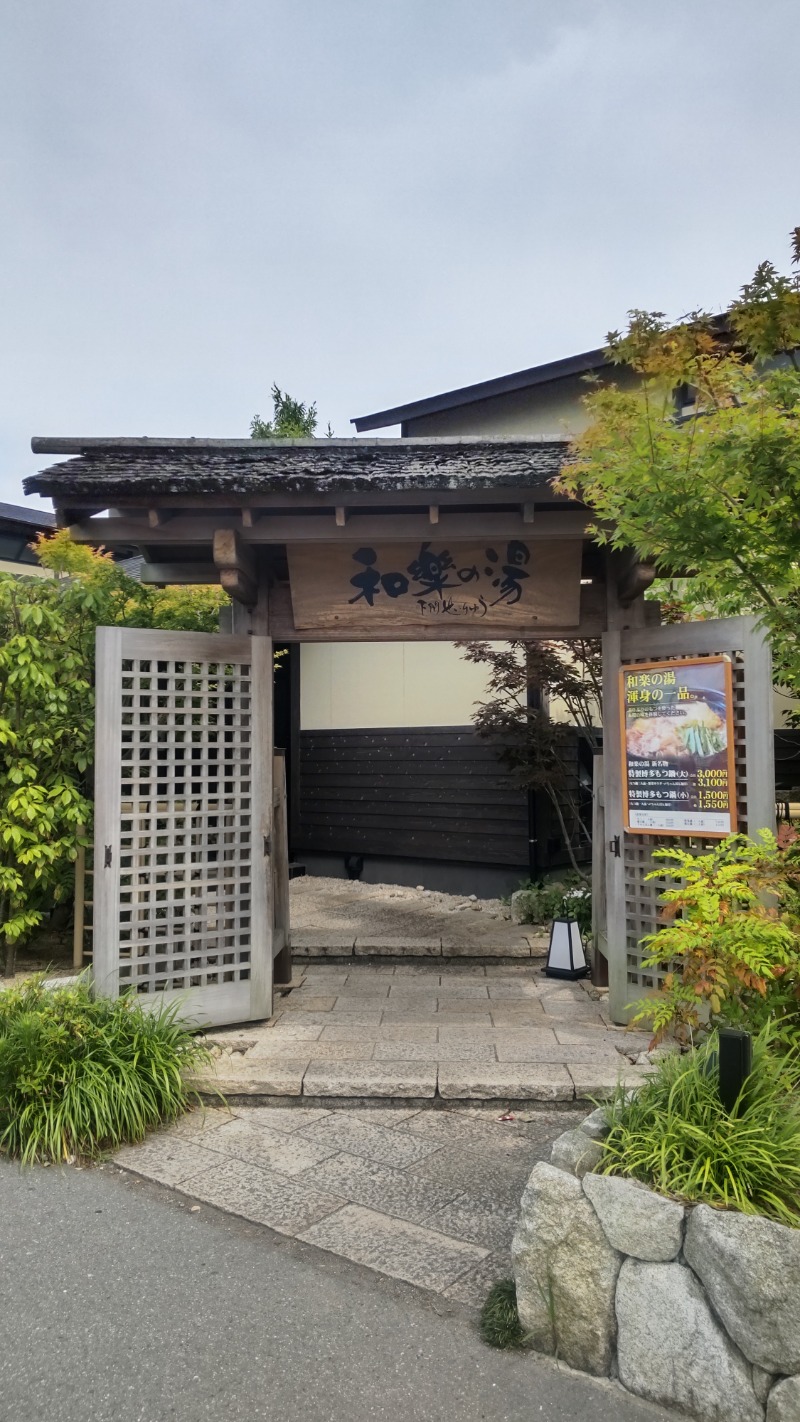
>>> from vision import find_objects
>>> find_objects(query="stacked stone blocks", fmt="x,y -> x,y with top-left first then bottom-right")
512,1111 -> 800,1422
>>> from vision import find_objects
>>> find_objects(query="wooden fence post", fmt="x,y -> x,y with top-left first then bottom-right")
272,752 -> 293,986
73,830 -> 86,969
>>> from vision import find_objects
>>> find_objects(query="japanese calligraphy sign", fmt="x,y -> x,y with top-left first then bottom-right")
287,539 -> 583,632
620,656 -> 737,836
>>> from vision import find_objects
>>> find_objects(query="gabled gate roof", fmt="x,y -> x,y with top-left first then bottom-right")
22,434 -> 620,640
26,435 -> 571,503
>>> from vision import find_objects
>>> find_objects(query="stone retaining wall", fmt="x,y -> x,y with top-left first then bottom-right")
511,1113 -> 800,1422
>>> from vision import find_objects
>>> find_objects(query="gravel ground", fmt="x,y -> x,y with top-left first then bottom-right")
289,875 -> 540,950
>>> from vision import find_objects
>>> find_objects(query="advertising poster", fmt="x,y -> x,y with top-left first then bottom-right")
620,656 -> 737,836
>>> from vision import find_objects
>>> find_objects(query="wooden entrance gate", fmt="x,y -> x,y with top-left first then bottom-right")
93,627 -> 274,1026
25,438 -> 780,1030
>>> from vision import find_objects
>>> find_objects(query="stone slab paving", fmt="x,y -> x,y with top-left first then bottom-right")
198,961 -> 653,1103
114,963 -> 656,1305
114,1100 -> 584,1304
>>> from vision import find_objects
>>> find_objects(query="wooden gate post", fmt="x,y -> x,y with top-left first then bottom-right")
272,752 -> 292,986
602,562 -> 648,1021
604,613 -> 774,1024
590,755 -> 608,986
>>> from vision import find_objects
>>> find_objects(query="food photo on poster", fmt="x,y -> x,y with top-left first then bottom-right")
620,656 -> 737,836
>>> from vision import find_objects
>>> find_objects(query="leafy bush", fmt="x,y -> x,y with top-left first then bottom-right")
480,1279 -> 526,1349
0,533 -> 227,975
515,875 -> 592,937
0,976 -> 212,1163
601,1028 -> 800,1226
634,829 -> 800,1047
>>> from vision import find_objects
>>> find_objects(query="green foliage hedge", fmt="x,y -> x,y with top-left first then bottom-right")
0,976 -> 212,1163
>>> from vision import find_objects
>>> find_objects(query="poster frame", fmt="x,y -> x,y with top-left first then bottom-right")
619,654 -> 738,838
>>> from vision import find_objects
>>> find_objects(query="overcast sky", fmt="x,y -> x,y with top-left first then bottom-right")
3,0 -> 799,507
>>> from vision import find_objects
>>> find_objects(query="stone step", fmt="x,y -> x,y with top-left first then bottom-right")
290,930 -> 548,960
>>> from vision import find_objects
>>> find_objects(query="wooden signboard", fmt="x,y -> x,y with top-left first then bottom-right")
620,655 -> 737,836
287,539 -> 584,633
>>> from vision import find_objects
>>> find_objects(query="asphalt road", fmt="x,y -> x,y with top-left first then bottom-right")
0,1159 -> 673,1422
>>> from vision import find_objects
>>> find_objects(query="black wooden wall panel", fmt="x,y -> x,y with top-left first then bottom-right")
295,727 -> 530,866
775,729 -> 800,795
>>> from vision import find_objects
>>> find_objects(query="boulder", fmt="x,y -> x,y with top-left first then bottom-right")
754,1367 -> 777,1407
512,1161 -> 621,1376
684,1204 -> 800,1374
768,1377 -> 800,1422
582,1172 -> 684,1261
616,1259 -> 762,1422
550,1128 -> 604,1179
578,1106 -> 611,1141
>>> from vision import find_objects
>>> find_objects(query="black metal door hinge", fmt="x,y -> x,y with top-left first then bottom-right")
104,845 -> 113,868
263,835 -> 271,857
608,835 -> 621,858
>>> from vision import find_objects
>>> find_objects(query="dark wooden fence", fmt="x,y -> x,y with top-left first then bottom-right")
294,726 -> 528,865
293,725 -> 590,871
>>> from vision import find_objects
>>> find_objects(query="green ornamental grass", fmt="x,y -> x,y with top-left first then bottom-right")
0,975 -> 212,1163
480,1279 -> 526,1350
601,1027 -> 800,1227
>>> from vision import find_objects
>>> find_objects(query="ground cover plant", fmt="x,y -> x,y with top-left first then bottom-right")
513,875 -> 592,938
480,1279 -> 526,1350
601,1027 -> 800,1226
0,975 -> 212,1163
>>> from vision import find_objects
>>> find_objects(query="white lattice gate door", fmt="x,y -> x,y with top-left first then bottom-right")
602,616 -> 775,1024
93,627 -> 274,1027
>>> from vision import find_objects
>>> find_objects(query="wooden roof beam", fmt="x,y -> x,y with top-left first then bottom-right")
139,563 -> 218,585
616,555 -> 657,606
213,528 -> 257,606
65,509 -> 592,547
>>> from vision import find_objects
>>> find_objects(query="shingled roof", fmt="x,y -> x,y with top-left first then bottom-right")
25,436 -> 571,504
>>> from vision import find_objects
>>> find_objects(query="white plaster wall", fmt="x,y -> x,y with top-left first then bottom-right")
300,642 -> 492,729
774,685 -> 800,727
0,559 -> 53,578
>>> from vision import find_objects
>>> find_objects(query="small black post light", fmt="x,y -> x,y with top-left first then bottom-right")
544,914 -> 590,981
718,1027 -> 752,1114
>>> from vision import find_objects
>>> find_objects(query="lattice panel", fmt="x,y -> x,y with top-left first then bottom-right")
117,654 -> 254,995
623,649 -> 748,992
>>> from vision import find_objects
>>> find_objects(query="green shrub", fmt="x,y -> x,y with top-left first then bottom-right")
480,1279 -> 526,1349
0,976 -> 212,1163
633,830 -> 800,1047
601,1028 -> 800,1226
516,874 -> 592,936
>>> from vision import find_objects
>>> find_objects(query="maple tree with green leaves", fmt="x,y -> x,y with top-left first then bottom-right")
559,230 -> 800,699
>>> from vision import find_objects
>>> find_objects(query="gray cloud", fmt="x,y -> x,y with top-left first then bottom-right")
2,0 -> 799,505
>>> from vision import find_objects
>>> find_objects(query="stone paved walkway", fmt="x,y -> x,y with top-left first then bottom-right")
114,1101 -> 583,1305
114,966 -> 654,1308
199,961 -> 653,1102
